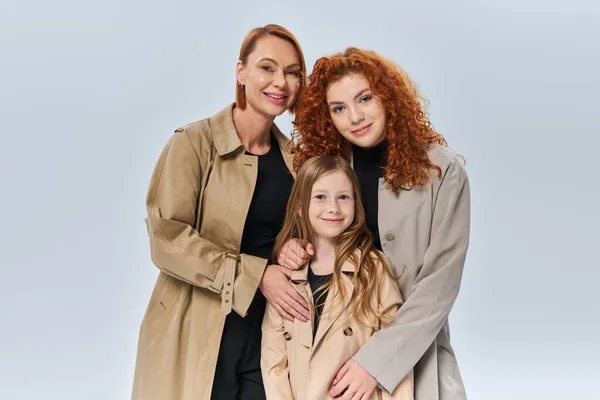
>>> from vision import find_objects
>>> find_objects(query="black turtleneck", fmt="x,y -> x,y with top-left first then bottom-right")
352,142 -> 387,251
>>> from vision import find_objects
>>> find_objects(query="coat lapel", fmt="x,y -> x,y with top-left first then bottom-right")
311,259 -> 356,351
271,122 -> 296,179
291,264 -> 313,350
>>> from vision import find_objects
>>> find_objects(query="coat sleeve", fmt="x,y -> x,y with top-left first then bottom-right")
353,156 -> 470,393
145,127 -> 268,317
377,261 -> 415,400
261,302 -> 294,399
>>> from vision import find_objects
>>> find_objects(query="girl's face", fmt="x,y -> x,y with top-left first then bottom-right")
236,35 -> 302,118
306,169 -> 355,242
326,73 -> 386,148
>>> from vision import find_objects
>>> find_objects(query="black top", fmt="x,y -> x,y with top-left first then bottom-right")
240,136 -> 294,262
212,136 -> 293,392
308,266 -> 333,340
352,142 -> 387,251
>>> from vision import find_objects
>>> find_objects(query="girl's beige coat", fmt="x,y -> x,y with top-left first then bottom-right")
261,251 -> 414,400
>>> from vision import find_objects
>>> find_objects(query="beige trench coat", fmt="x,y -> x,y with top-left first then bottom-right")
261,250 -> 414,400
352,144 -> 470,400
131,104 -> 295,400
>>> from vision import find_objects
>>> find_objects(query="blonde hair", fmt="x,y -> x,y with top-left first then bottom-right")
272,155 -> 396,328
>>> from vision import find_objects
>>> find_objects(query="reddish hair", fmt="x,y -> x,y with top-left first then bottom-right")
292,47 -> 447,191
236,24 -> 306,115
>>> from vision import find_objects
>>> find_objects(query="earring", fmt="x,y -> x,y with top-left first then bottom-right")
238,81 -> 245,89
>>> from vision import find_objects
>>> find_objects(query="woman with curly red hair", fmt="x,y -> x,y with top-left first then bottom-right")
278,47 -> 470,399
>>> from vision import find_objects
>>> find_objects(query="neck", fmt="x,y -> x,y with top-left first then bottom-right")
233,105 -> 275,155
310,237 -> 336,275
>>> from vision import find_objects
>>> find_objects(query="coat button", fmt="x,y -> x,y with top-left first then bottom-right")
343,327 -> 353,336
385,232 -> 395,241
283,331 -> 292,341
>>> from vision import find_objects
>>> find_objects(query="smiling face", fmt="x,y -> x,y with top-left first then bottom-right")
236,35 -> 302,118
306,169 -> 355,242
326,73 -> 387,148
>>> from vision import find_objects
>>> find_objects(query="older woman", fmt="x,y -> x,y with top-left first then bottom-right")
280,47 -> 470,400
132,24 -> 309,400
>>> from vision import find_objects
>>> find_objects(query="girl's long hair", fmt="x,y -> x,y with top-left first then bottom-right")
272,155 -> 395,328
292,47 -> 447,192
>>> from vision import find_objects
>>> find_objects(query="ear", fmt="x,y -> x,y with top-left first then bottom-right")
236,60 -> 245,86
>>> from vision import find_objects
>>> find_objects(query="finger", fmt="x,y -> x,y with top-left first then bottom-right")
294,240 -> 312,261
338,387 -> 355,400
285,292 -> 310,320
289,243 -> 310,268
349,389 -> 363,400
278,247 -> 303,270
286,288 -> 310,316
306,242 -> 315,256
359,392 -> 369,400
362,386 -> 376,399
280,300 -> 306,322
330,376 -> 350,397
288,239 -> 310,261
275,303 -> 295,322
333,361 -> 351,385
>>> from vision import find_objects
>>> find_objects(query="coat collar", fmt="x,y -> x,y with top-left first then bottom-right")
289,248 -> 364,351
290,248 -> 360,283
209,103 -> 292,158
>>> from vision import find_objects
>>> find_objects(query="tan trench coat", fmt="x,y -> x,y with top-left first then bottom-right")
351,144 -> 470,400
131,104 -> 295,400
261,250 -> 414,400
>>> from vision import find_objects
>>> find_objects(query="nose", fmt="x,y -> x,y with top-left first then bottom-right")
328,199 -> 341,214
273,70 -> 287,88
348,106 -> 364,125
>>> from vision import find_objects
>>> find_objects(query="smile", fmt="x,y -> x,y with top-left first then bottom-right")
351,123 -> 372,136
264,92 -> 287,104
321,218 -> 344,223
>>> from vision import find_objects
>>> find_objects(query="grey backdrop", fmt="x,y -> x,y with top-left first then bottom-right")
1,0 -> 598,399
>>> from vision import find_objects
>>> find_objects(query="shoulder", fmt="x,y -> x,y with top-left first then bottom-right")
426,144 -> 465,171
359,248 -> 391,272
425,143 -> 469,185
175,109 -> 220,146
168,106 -> 229,158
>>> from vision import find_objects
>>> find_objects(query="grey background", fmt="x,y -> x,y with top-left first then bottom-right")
1,0 -> 598,399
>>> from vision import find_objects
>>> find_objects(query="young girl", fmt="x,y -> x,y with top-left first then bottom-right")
261,155 -> 414,400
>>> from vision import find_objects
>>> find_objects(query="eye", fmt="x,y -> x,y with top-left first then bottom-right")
286,70 -> 300,77
332,105 -> 345,114
261,66 -> 274,72
359,95 -> 372,103
314,194 -> 326,200
339,194 -> 352,200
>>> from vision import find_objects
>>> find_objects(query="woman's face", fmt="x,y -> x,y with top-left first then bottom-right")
326,73 -> 386,148
236,35 -> 302,118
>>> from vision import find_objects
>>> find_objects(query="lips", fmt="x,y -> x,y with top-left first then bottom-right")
263,92 -> 288,105
321,218 -> 344,223
264,92 -> 287,99
351,123 -> 372,136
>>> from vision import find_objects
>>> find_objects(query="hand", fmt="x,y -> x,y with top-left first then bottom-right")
259,265 -> 310,322
330,359 -> 378,399
278,238 -> 314,272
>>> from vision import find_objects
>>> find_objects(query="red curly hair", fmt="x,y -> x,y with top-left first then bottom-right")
292,47 -> 447,191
